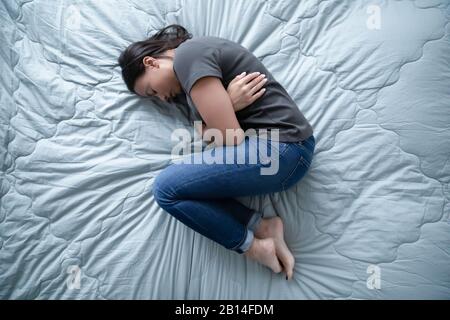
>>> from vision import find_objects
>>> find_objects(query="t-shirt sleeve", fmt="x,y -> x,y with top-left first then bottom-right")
174,44 -> 223,96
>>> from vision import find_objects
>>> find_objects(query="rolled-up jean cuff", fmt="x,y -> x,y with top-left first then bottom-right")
247,210 -> 263,232
235,229 -> 254,254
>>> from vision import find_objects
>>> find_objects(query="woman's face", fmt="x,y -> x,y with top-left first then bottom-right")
134,49 -> 182,102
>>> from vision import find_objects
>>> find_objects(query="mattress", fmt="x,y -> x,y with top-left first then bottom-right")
1,0 -> 449,299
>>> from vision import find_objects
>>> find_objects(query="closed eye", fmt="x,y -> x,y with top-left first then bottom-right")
146,87 -> 155,97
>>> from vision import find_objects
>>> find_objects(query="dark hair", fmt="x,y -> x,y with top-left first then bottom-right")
118,24 -> 192,93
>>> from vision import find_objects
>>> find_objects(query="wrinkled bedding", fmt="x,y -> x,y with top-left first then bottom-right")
1,0 -> 449,299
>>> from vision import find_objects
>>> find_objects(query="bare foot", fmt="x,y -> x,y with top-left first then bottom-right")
254,216 -> 295,280
244,238 -> 283,274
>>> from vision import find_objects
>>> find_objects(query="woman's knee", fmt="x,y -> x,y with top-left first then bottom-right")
153,166 -> 179,207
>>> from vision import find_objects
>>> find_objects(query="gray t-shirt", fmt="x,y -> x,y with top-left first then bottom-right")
172,36 -> 313,143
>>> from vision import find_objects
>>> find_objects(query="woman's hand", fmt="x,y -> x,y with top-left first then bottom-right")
227,72 -> 268,112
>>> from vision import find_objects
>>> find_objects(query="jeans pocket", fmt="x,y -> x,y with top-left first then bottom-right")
254,138 -> 289,167
299,154 -> 312,167
280,141 -> 314,190
296,142 -> 313,159
281,155 -> 309,190
297,135 -> 315,151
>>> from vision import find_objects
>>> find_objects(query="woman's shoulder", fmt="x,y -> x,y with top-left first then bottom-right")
175,37 -> 221,61
181,35 -> 234,48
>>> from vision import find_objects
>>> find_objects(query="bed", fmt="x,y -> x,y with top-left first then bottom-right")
1,0 -> 449,299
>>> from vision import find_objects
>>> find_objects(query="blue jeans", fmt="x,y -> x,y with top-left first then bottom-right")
152,134 -> 315,254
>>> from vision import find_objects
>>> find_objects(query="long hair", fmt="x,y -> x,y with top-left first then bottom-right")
118,24 -> 192,93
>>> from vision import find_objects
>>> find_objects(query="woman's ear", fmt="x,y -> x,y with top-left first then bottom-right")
142,56 -> 155,67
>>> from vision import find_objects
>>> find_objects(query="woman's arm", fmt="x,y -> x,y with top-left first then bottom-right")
190,76 -> 245,146
194,121 -> 214,144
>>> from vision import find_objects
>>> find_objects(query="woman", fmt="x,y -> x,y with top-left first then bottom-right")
118,24 -> 315,280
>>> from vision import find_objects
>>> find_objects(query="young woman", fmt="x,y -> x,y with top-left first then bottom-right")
118,24 -> 315,280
